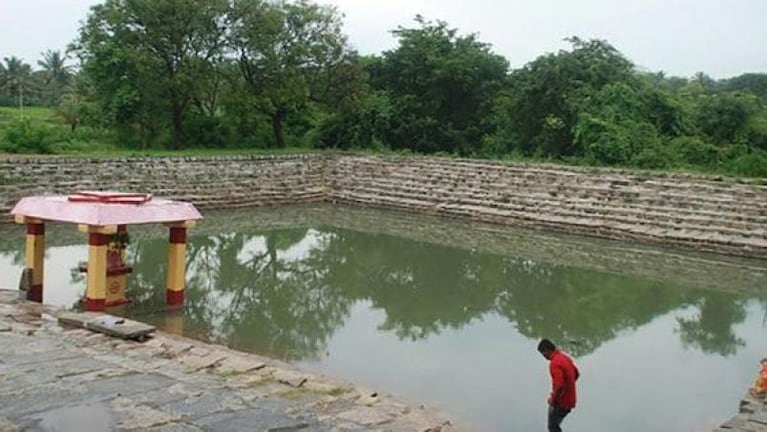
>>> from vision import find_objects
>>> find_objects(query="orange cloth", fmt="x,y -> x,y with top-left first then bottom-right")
750,363 -> 767,397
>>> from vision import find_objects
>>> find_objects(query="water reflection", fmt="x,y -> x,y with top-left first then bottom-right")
121,229 -> 351,360
677,292 -> 748,356
106,227 -> 758,361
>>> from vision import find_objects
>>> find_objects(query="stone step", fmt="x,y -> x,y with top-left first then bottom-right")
330,188 -> 767,240
338,156 -> 762,185
332,192 -> 767,250
336,159 -> 767,196
333,174 -> 767,214
332,182 -> 767,226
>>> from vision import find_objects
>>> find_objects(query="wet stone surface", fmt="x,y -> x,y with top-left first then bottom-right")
714,394 -> 767,432
0,291 -> 455,432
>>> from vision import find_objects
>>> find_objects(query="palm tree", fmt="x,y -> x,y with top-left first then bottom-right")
1,56 -> 32,117
37,50 -> 72,104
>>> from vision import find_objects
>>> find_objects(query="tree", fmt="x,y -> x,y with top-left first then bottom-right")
573,81 -> 687,166
694,91 -> 759,145
495,37 -> 635,157
0,56 -> 32,114
74,0 -> 229,149
368,16 -> 509,155
230,0 -> 350,148
37,50 -> 72,104
56,92 -> 84,132
720,73 -> 767,99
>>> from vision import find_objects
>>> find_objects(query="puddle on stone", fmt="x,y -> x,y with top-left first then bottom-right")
29,402 -> 113,431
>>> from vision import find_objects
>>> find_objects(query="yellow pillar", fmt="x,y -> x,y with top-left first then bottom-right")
80,225 -> 116,311
166,223 -> 190,307
20,217 -> 45,302
106,224 -> 130,307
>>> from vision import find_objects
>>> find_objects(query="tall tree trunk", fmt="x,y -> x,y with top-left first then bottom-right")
172,102 -> 184,150
271,109 -> 286,148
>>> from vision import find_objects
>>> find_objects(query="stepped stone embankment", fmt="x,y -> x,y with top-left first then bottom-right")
1,153 -> 766,257
0,154 -> 326,217
327,155 -> 767,258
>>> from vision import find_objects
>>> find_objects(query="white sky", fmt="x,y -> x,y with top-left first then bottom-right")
0,0 -> 766,78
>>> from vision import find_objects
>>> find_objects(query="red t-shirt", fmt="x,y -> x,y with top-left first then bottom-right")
549,350 -> 579,409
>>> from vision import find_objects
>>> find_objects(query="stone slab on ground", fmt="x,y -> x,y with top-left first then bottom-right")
57,311 -> 109,328
0,291 -> 456,432
57,312 -> 156,341
217,354 -> 266,374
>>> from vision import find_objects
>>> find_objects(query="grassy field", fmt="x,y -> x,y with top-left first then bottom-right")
0,107 -> 324,157
0,106 -> 60,127
0,105 -> 110,154
0,106 -> 324,157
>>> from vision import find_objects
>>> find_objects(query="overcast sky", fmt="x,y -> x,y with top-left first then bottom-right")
1,0 -> 765,78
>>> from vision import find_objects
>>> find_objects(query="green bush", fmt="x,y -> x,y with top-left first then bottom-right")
669,136 -> 720,167
578,116 -> 662,166
66,126 -> 112,144
314,96 -> 392,150
1,119 -> 57,154
725,149 -> 767,177
314,113 -> 373,150
630,140 -> 679,170
184,113 -> 234,148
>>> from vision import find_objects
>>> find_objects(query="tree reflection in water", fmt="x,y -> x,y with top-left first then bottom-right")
677,292 -> 748,357
111,225 -> 758,361
125,228 -> 351,361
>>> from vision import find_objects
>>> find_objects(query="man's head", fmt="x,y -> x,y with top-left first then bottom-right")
538,338 -> 556,360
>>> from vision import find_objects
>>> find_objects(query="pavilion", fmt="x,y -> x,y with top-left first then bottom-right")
10,191 -> 202,311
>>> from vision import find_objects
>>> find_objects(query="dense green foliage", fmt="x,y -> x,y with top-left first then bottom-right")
361,16 -> 509,155
1,2 -> 766,177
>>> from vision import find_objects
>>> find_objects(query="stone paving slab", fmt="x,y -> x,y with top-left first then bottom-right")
0,292 -> 456,432
195,408 -> 312,432
715,394 -> 767,432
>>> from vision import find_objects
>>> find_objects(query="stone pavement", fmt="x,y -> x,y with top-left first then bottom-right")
714,392 -> 767,431
0,291 -> 454,432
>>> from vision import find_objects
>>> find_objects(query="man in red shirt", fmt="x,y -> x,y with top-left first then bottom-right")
538,339 -> 580,432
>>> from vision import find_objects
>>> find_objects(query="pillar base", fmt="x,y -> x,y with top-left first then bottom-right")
166,289 -> 184,306
27,284 -> 43,303
85,297 -> 106,312
105,298 -> 130,308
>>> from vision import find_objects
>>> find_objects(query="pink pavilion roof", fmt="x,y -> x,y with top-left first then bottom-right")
11,191 -> 202,226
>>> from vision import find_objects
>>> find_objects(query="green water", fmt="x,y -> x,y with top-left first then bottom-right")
1,205 -> 765,431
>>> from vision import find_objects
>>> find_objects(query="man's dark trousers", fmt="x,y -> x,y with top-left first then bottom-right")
548,405 -> 571,432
